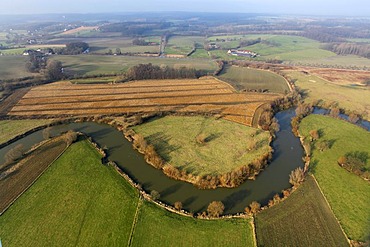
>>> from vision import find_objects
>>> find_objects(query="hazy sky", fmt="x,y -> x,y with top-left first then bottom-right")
1,0 -> 369,16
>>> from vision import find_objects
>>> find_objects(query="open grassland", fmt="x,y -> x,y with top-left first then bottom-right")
88,37 -> 160,54
0,119 -> 51,144
219,65 -> 290,94
256,176 -> 349,247
0,139 -> 255,246
189,48 -> 210,58
0,136 -> 66,213
287,70 -> 370,120
133,116 -> 271,176
0,139 -> 139,247
165,36 -> 204,55
0,56 -> 33,80
244,35 -> 336,61
56,55 -> 217,76
9,78 -> 281,126
299,115 -> 370,241
132,201 -> 254,247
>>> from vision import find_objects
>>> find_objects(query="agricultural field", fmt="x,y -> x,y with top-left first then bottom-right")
9,78 -> 281,126
256,176 -> 349,247
165,36 -> 204,55
287,70 -> 370,120
56,55 -> 218,76
304,68 -> 370,86
133,116 -> 271,176
132,201 -> 254,247
87,37 -> 160,54
0,139 -> 139,246
0,56 -> 33,80
0,119 -> 51,144
218,65 -> 290,94
0,138 -> 255,247
299,115 -> 370,241
0,136 -> 66,213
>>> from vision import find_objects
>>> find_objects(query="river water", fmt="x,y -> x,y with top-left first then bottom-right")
0,108 -> 317,214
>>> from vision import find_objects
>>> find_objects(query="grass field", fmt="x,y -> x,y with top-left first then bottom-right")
10,78 -> 280,126
56,55 -> 217,76
219,65 -> 289,93
133,116 -> 271,176
0,56 -> 34,80
288,70 -> 370,120
256,176 -> 349,247
0,119 -> 51,144
0,138 -> 255,246
0,139 -> 139,246
88,37 -> 160,54
299,115 -> 370,241
132,201 -> 254,247
165,36 -> 204,55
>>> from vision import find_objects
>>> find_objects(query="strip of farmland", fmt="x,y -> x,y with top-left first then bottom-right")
9,78 -> 281,126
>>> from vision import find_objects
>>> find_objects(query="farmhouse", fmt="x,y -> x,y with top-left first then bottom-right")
228,49 -> 258,58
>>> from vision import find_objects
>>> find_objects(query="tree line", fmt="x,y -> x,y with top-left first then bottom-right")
322,43 -> 370,59
117,63 -> 207,82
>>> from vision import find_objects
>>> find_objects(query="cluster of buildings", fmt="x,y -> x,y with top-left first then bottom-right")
227,49 -> 258,58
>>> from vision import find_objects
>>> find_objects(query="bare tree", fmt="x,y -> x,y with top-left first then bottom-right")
5,144 -> 24,163
63,130 -> 78,146
249,201 -> 261,214
207,201 -> 225,217
309,129 -> 320,141
150,190 -> 160,200
289,167 -> 305,187
42,127 -> 52,140
174,201 -> 183,211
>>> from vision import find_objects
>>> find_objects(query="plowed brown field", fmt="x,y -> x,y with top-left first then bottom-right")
9,78 -> 281,126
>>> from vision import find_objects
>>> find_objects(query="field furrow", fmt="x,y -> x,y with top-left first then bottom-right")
9,78 -> 281,126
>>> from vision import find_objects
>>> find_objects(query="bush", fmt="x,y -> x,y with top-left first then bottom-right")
174,201 -> 183,211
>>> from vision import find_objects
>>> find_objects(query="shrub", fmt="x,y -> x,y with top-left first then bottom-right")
5,144 -> 24,164
196,133 -> 207,145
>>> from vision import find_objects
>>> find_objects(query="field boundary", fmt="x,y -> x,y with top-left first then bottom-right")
310,174 -> 351,245
251,216 -> 257,247
0,141 -> 68,216
127,197 -> 142,247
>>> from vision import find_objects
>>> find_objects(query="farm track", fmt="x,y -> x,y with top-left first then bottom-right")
9,78 -> 281,126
